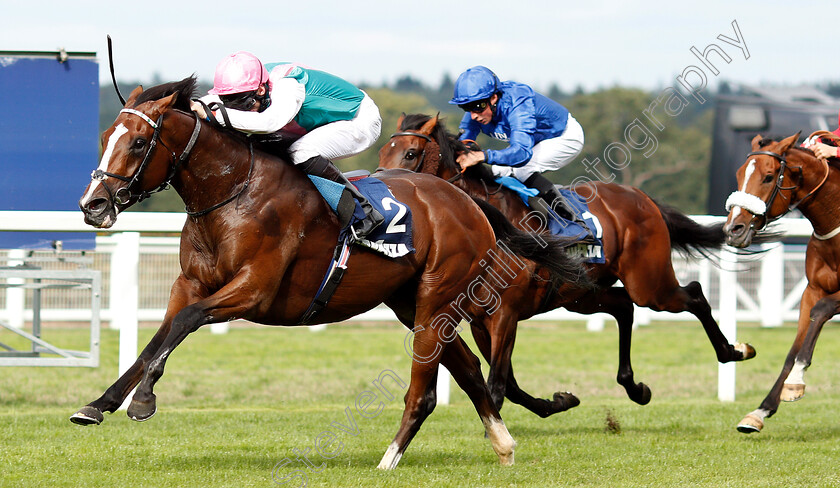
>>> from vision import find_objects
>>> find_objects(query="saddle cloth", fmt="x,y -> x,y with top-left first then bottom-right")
494,176 -> 605,263
308,173 -> 415,258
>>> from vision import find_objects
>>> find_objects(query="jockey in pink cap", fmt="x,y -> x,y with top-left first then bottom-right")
191,51 -> 384,239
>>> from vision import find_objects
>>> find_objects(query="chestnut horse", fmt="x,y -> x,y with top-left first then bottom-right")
378,114 -> 758,414
724,132 -> 840,433
70,77 -> 586,469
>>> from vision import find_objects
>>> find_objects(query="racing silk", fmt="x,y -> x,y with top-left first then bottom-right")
201,63 -> 365,135
458,81 -> 570,167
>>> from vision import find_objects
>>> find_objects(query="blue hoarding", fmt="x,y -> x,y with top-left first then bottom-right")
0,51 -> 98,249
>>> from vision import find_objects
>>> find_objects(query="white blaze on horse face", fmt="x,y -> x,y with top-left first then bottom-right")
81,123 -> 129,207
730,159 -> 758,219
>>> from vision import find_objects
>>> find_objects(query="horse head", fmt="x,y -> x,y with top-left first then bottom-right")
723,132 -> 809,247
79,77 -> 199,228
377,113 -> 445,176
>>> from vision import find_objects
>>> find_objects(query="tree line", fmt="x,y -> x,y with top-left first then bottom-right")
101,74 -> 727,214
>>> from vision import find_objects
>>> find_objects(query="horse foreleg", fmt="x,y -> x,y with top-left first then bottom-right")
780,292 -> 840,402
737,287 -> 820,433
128,274 -> 269,422
483,312 -> 518,412
70,275 -> 203,425
469,322 -> 578,418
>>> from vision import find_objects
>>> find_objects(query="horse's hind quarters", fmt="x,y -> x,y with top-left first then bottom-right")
69,405 -> 104,426
780,383 -> 806,402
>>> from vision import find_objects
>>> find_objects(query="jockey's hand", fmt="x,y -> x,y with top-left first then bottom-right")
812,142 -> 839,160
456,150 -> 485,172
190,101 -> 207,119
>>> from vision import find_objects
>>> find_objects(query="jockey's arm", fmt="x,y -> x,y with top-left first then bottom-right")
198,78 -> 305,134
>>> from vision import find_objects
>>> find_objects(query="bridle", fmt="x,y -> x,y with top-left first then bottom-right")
726,148 -> 828,232
387,131 -> 462,183
91,108 -> 201,209
90,108 -> 254,218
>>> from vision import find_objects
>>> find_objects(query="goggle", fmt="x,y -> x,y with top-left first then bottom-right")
459,100 -> 490,113
220,90 -> 258,111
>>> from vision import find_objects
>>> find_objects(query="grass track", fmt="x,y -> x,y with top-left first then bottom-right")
1,321 -> 839,487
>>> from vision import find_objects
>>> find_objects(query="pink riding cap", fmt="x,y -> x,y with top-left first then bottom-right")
208,51 -> 269,96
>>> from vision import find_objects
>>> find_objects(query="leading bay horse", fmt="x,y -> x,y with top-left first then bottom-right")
724,132 -> 840,433
71,77 -> 586,469
378,114 -> 758,414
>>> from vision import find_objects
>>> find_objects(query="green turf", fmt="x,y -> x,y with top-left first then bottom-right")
1,320 -> 839,487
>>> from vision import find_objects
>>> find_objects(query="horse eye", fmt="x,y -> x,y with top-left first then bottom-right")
132,138 -> 146,150
762,174 -> 773,184
405,150 -> 417,161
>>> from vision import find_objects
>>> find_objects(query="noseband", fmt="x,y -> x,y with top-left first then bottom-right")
91,109 -> 201,208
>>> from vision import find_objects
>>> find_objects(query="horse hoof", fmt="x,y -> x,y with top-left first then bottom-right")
735,342 -> 757,361
781,383 -> 805,402
69,406 -> 104,426
632,383 -> 652,405
552,391 -> 580,412
498,451 -> 515,466
127,397 -> 157,422
736,414 -> 764,433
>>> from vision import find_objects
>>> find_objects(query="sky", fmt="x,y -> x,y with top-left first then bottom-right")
2,1 -> 838,95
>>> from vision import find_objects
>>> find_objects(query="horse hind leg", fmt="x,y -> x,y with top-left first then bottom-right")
378,333 -> 514,469
681,281 -> 756,363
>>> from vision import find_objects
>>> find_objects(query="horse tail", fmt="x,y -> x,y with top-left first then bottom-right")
471,198 -> 593,289
655,200 -> 781,258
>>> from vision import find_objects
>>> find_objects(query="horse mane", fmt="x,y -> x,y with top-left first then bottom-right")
132,76 -> 197,112
399,114 -> 500,186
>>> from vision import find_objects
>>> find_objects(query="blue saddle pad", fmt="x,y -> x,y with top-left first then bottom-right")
495,176 -> 605,263
308,175 -> 415,258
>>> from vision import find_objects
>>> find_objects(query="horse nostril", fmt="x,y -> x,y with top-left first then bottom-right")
86,198 -> 108,214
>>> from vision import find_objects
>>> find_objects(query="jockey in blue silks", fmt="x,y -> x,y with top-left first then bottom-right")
449,66 -> 585,219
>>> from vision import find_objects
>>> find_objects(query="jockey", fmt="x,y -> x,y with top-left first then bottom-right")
449,66 -> 585,219
804,108 -> 840,160
191,51 -> 384,239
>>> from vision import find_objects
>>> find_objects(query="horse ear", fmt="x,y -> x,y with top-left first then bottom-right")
149,93 -> 178,118
777,131 -> 802,153
396,113 -> 405,130
750,134 -> 764,150
125,85 -> 144,107
419,113 -> 438,136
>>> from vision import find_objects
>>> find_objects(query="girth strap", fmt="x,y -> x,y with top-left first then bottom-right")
297,234 -> 353,325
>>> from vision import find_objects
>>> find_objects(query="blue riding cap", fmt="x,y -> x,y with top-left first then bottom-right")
449,66 -> 500,105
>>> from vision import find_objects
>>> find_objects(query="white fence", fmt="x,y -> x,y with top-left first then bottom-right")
0,211 -> 817,401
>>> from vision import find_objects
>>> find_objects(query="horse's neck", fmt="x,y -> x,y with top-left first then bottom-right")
174,127 -> 300,219
794,155 -> 840,236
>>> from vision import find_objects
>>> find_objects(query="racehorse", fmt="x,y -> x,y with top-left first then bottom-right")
378,113 -> 758,414
70,77 -> 588,469
724,132 -> 840,433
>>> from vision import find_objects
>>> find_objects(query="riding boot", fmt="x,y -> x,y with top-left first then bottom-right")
299,155 -> 385,239
524,172 -> 576,221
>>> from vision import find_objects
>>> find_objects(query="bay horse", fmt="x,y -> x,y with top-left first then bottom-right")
71,77 -> 587,469
724,132 -> 840,433
378,113 -> 758,414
